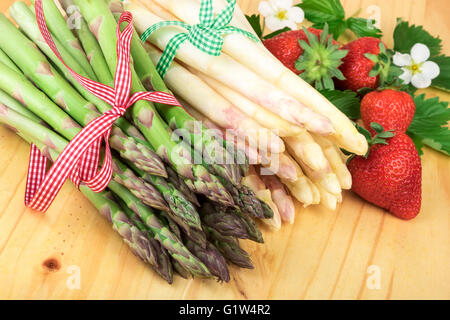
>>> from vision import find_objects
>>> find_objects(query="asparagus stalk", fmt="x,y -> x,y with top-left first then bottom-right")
126,3 -> 334,135
197,72 -> 305,137
0,108 -> 164,277
21,129 -> 173,283
59,0 -> 114,86
242,168 -> 282,230
165,166 -> 199,206
311,134 -> 353,190
230,207 -> 264,244
105,0 -> 242,187
116,197 -> 174,283
28,2 -> 153,155
0,48 -> 21,73
144,45 -> 285,154
0,13 -> 167,177
0,77 -> 169,211
184,237 -> 230,282
0,60 -> 80,140
0,102 -> 212,278
204,226 -> 254,269
107,182 -> 212,278
123,159 -> 205,240
159,210 -> 182,240
72,0 -> 234,207
111,159 -> 168,211
32,0 -> 97,80
171,258 -> 191,279
0,89 -> 42,125
259,174 -> 296,224
200,203 -> 249,239
152,0 -> 369,155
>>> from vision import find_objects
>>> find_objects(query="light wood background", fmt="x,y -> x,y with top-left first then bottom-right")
0,0 -> 448,300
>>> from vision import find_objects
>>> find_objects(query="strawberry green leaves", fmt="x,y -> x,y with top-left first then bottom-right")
393,19 -> 449,92
407,94 -> 450,156
345,122 -> 394,160
297,0 -> 382,39
365,42 -> 403,88
429,55 -> 450,92
295,25 -> 348,90
393,19 -> 442,57
319,89 -> 361,119
245,14 -> 290,40
245,14 -> 263,39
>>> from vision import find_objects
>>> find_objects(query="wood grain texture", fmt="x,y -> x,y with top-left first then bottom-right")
0,0 -> 448,300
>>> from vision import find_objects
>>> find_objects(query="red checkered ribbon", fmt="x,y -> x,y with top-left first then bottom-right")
24,0 -> 181,212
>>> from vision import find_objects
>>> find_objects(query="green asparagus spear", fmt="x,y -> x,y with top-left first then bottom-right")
0,89 -> 42,124
0,61 -> 80,140
165,166 -> 199,207
32,0 -> 97,80
0,14 -> 166,177
72,0 -> 234,207
0,105 -> 211,279
123,159 -> 205,242
231,207 -> 265,244
116,197 -> 173,283
19,121 -> 173,283
200,203 -> 250,239
107,182 -> 212,278
204,226 -> 254,269
184,238 -> 230,282
0,116 -> 162,275
60,0 -> 114,86
0,48 -> 21,73
171,258 -> 191,279
27,2 -> 153,154
81,188 -> 162,272
0,86 -> 168,211
106,0 -> 241,188
112,159 -> 169,211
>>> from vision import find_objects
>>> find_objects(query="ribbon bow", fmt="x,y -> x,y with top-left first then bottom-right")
140,0 -> 259,78
25,0 -> 180,212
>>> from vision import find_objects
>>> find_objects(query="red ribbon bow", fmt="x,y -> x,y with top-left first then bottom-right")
25,0 -> 181,212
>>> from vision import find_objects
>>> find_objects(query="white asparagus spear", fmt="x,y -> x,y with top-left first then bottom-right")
195,72 -> 305,137
312,134 -> 352,190
178,95 -> 262,165
243,167 -> 282,231
259,173 -> 295,224
280,164 -> 316,207
149,0 -> 367,155
145,45 -> 285,154
317,185 -> 338,211
135,0 -> 178,20
284,133 -> 329,173
298,157 -> 342,196
261,152 -> 299,182
125,2 -> 335,135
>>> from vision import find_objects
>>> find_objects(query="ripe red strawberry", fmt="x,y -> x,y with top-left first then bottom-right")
361,89 -> 416,135
348,132 -> 422,220
263,27 -> 346,90
263,28 -> 330,75
336,37 -> 384,92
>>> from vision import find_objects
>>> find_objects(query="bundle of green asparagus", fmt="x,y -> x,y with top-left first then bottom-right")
0,0 -> 275,283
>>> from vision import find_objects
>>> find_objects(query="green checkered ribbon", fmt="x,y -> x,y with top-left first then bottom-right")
140,0 -> 259,78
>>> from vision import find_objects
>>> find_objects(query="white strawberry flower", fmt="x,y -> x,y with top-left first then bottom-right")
393,43 -> 440,89
258,0 -> 304,32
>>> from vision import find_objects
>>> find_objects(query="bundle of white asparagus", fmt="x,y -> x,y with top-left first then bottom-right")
125,0 -> 366,229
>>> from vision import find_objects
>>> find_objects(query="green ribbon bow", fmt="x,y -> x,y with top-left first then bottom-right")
140,0 -> 259,78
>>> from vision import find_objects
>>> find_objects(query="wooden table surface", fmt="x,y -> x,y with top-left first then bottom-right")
0,0 -> 448,300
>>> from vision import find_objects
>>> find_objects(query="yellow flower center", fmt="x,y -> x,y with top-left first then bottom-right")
408,62 -> 422,75
276,10 -> 288,21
